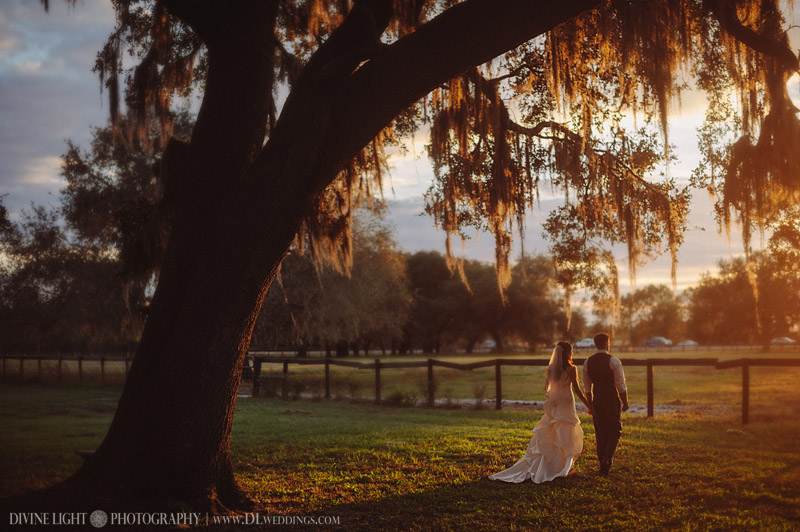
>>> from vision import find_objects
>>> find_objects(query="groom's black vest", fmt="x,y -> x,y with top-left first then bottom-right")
586,352 -> 618,399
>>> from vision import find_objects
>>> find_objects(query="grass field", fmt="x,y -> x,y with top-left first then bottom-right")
2,378 -> 800,531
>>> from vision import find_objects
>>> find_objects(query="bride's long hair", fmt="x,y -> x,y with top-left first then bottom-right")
557,341 -> 574,371
546,341 -> 574,394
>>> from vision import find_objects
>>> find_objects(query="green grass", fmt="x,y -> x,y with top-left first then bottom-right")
2,380 -> 800,530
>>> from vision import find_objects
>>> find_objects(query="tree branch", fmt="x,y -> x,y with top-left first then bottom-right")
704,0 -> 799,73
487,64 -> 532,84
464,67 -> 584,144
321,0 -> 602,185
160,0 -> 219,43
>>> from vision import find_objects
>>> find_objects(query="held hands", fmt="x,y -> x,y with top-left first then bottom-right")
622,402 -> 630,412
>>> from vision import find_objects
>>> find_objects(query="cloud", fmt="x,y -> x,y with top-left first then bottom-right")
16,156 -> 63,185
0,0 -> 115,214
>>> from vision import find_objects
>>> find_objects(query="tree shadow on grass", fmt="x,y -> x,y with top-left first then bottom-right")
294,471 -> 604,532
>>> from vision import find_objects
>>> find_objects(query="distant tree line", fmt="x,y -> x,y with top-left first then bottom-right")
607,219 -> 800,350
251,238 -> 580,356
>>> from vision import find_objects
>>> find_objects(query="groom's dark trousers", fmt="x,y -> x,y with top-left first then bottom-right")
586,352 -> 622,466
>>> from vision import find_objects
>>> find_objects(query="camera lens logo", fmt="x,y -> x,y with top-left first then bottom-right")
90,510 -> 108,528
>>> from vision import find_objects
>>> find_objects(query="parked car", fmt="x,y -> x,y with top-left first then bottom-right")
677,339 -> 699,347
644,336 -> 672,347
574,338 -> 595,348
770,337 -> 797,345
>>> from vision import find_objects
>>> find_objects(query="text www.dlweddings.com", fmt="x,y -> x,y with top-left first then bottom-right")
208,514 -> 342,526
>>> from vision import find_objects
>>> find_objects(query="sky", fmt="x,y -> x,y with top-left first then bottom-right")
1,1 -> 798,303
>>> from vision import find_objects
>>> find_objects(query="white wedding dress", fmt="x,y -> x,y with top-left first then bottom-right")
489,348 -> 583,483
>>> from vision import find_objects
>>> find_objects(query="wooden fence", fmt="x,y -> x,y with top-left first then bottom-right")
0,354 -> 131,385
250,355 -> 800,425
3,353 -> 799,425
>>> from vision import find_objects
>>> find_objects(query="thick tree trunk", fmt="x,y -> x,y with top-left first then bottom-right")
61,2 -> 286,511
71,131 -> 322,509
336,340 -> 349,357
491,331 -> 505,354
465,336 -> 479,354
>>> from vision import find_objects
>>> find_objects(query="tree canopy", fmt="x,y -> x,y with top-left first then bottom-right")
74,0 -> 800,313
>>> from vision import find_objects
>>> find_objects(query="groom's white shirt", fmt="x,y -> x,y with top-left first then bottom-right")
582,349 -> 627,394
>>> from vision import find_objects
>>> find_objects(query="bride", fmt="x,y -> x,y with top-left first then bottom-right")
489,341 -> 592,483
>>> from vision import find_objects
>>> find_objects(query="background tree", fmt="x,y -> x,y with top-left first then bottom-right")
0,205 -> 140,352
16,0 -> 799,512
446,260 -> 503,353
403,251 -> 468,353
504,256 -> 575,350
403,253 -> 576,354
0,112 -> 193,353
619,284 -> 685,346
686,251 -> 800,348
251,210 -> 410,356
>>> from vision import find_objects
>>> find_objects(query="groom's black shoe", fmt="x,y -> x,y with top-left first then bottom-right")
599,461 -> 610,475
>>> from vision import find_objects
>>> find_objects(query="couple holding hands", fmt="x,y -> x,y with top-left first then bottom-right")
490,333 -> 629,482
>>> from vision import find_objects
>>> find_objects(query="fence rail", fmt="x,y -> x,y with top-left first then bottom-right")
250,355 -> 800,425
1,354 -> 131,385
3,353 -> 800,425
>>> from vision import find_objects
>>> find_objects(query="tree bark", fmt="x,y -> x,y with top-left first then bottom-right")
11,0 -> 603,513
491,331 -> 505,354
465,338 -> 477,354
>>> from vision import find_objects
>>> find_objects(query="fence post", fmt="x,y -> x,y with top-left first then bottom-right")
427,359 -> 434,407
252,359 -> 262,397
282,361 -> 289,399
324,358 -> 331,399
37,357 -> 42,381
58,354 -> 63,384
742,359 -> 750,425
125,354 -> 130,378
495,360 -> 502,410
100,356 -> 106,385
20,356 -> 24,380
78,356 -> 83,383
1,354 -> 5,382
647,361 -> 654,417
375,359 -> 381,405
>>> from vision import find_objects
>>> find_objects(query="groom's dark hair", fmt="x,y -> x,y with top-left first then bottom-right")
593,333 -> 610,350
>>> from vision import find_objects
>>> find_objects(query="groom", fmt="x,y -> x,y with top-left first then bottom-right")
583,333 -> 629,475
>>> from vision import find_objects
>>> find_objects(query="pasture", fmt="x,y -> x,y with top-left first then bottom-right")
2,353 -> 799,530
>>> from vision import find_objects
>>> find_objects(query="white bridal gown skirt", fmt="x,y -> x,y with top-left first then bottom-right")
489,389 -> 583,483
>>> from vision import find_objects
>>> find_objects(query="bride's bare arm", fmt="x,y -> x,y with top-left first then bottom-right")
570,366 -> 592,414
